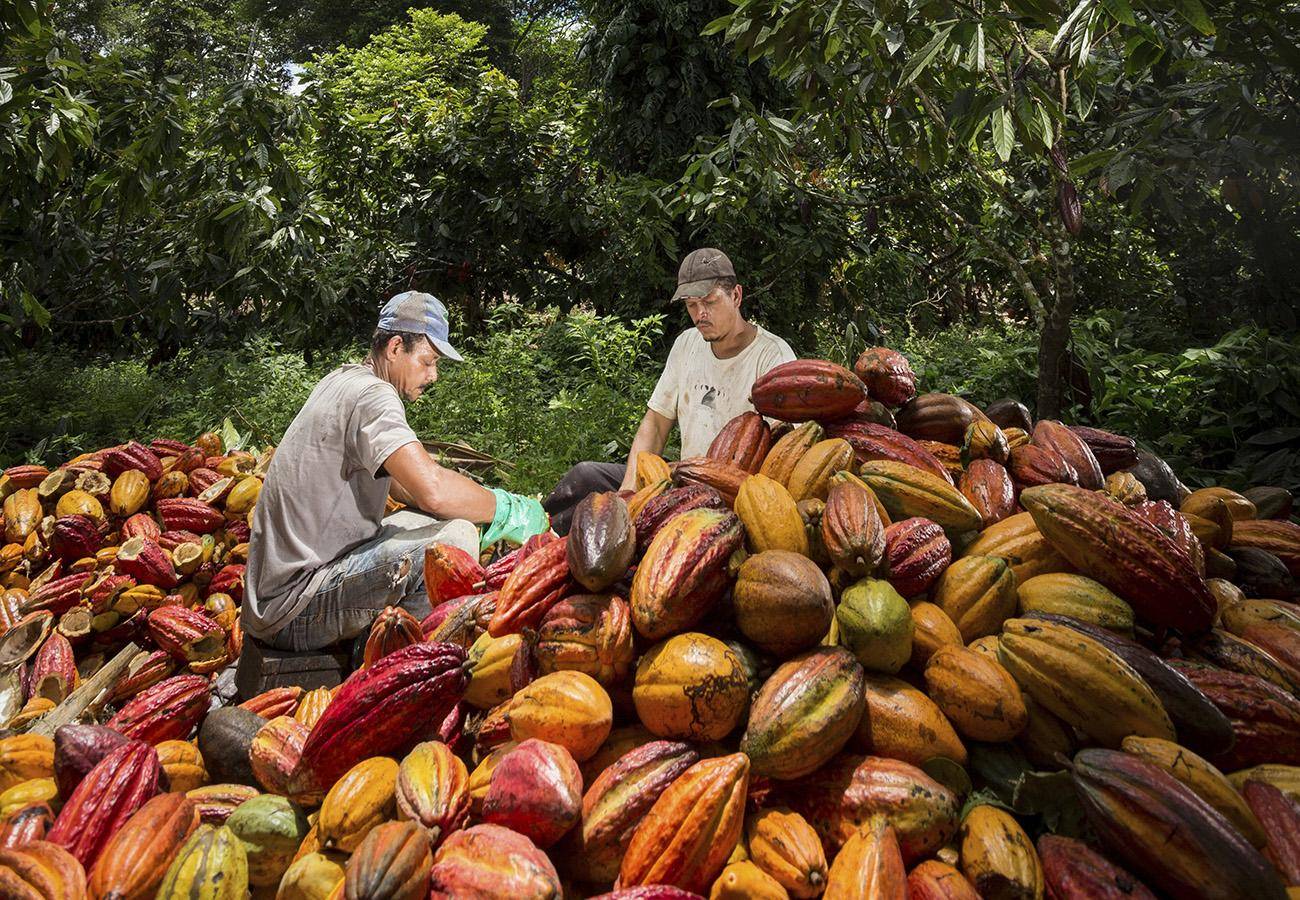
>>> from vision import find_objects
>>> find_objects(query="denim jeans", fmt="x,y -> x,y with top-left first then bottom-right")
266,510 -> 479,652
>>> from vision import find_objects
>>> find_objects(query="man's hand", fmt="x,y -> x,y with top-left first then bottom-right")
619,408 -> 675,492
481,489 -> 549,549
383,441 -> 496,523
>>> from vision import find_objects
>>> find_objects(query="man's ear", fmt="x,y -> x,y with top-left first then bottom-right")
733,284 -> 744,307
386,335 -> 403,359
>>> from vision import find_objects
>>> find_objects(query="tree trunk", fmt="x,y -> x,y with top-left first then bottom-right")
1036,228 -> 1077,419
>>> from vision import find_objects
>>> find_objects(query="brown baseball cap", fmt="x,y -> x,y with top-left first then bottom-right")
672,248 -> 736,300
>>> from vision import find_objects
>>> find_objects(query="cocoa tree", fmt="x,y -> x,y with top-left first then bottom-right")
697,0 -> 1298,417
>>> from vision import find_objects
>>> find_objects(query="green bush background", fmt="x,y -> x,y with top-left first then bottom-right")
5,309 -> 1297,495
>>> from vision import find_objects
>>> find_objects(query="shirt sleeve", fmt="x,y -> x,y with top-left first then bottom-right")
647,334 -> 685,421
347,384 -> 421,478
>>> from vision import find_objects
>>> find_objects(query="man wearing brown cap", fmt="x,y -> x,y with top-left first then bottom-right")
543,248 -> 795,533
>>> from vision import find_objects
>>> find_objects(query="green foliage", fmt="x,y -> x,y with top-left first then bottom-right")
581,0 -> 786,177
0,308 -> 663,495
1072,313 -> 1300,491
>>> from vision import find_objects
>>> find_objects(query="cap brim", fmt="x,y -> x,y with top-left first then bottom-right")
672,278 -> 718,301
432,337 -> 463,362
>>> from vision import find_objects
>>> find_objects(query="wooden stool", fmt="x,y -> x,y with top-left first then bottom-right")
236,636 -> 351,699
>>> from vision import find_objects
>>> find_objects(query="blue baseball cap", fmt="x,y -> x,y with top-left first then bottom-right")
377,291 -> 463,362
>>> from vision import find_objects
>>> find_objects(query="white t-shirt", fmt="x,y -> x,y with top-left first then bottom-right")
648,326 -> 796,459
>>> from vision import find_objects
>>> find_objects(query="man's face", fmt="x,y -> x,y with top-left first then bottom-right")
683,285 -> 741,341
388,337 -> 441,401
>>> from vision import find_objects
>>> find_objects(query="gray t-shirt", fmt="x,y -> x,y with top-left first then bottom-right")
244,364 -> 420,639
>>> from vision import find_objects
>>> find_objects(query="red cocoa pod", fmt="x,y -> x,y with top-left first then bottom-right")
672,457 -> 748,507
567,492 -> 636,593
238,686 -> 304,719
146,606 -> 225,664
959,460 -> 1017,526
46,739 -> 161,868
156,530 -> 202,552
482,533 -> 560,591
207,563 -> 245,602
563,740 -> 699,884
1037,833 -> 1156,899
23,573 -> 92,616
1069,426 -> 1139,475
3,464 -> 49,490
489,538 -> 573,638
751,359 -> 867,423
114,537 -> 179,590
106,674 -> 211,745
824,422 -> 953,485
1167,660 -> 1300,769
30,632 -> 77,703
0,802 -> 54,849
224,519 -> 251,544
154,498 -> 225,534
425,543 -> 486,606
364,606 -> 425,667
482,738 -> 582,849
101,442 -> 163,482
428,823 -> 561,899
1241,780 -> 1300,885
633,484 -> 727,556
49,515 -> 102,563
53,724 -> 132,800
1009,444 -> 1079,488
185,467 -> 221,496
110,649 -> 176,702
294,642 -> 469,793
707,411 -> 773,474
853,347 -> 917,408
120,513 -> 161,542
85,573 -> 134,614
421,592 -> 478,640
883,517 -> 951,598
1072,748 -> 1286,900
630,508 -> 744,640
1133,500 -> 1206,577
1032,420 -> 1104,490
150,438 -> 193,457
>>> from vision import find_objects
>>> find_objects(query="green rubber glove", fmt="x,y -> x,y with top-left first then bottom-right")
481,488 -> 550,550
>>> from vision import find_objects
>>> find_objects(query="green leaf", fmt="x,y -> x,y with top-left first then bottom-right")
701,14 -> 731,36
992,106 -> 1014,162
1051,0 -> 1094,53
899,23 -> 956,87
1174,0 -> 1215,35
220,417 -> 246,453
1100,0 -> 1136,26
15,0 -> 41,37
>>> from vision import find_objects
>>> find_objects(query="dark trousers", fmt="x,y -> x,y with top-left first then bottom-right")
544,461 -> 626,535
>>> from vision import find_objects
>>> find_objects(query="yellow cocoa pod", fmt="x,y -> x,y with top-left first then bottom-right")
924,645 -> 1027,743
710,860 -> 788,900
1120,735 -> 1267,848
464,632 -> 522,710
277,851 -> 345,900
0,734 -> 54,792
636,452 -> 673,490
506,670 -> 612,761
958,805 -> 1044,900
735,474 -> 809,556
745,807 -> 828,898
109,469 -> 150,516
316,757 -> 398,853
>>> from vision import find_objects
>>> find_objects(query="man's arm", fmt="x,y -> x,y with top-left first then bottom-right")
383,441 -> 497,523
618,408 -> 675,492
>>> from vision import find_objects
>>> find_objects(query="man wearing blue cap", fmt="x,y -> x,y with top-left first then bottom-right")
243,291 -> 548,652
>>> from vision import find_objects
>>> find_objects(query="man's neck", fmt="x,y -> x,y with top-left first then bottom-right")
708,320 -> 759,360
